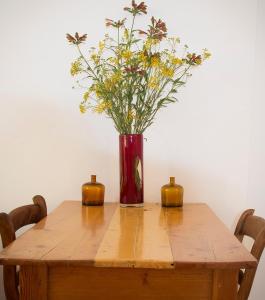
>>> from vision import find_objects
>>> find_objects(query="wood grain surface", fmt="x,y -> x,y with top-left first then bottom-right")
0,201 -> 257,269
48,267 -> 212,300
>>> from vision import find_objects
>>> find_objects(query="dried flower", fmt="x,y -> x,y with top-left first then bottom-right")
148,17 -> 167,41
124,65 -> 140,73
66,32 -> 87,45
105,18 -> 126,28
124,1 -> 147,15
138,30 -> 147,35
185,53 -> 202,65
67,1 -> 210,134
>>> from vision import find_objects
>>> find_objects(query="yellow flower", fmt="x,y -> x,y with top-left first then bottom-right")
99,41 -> 105,52
171,57 -> 182,65
91,54 -> 100,64
138,51 -> 150,68
195,57 -> 202,65
89,84 -> 96,92
94,101 -> 112,113
111,72 -> 121,84
93,84 -> 103,98
95,89 -> 101,98
160,66 -> 174,78
123,29 -> 129,41
104,74 -> 121,90
109,57 -> 119,65
104,79 -> 113,90
138,51 -> 148,66
127,109 -> 135,122
138,52 -> 146,61
70,60 -> 82,76
144,39 -> 151,50
148,76 -> 159,89
144,38 -> 160,50
121,50 -> 133,61
94,103 -> 105,113
83,91 -> 90,101
79,103 -> 87,113
150,56 -> 160,68
203,49 -> 211,59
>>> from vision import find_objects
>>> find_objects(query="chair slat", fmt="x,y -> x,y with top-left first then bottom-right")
33,195 -> 47,219
235,209 -> 265,300
234,209 -> 255,242
3,266 -> 19,300
242,216 -> 265,241
0,195 -> 47,300
9,205 -> 41,232
0,213 -> 15,248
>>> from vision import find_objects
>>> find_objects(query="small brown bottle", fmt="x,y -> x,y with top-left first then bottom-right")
161,177 -> 183,207
82,175 -> 105,206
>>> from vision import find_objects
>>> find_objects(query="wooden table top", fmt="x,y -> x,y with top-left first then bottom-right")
0,201 -> 257,269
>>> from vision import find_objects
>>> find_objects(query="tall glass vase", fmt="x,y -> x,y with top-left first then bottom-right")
119,134 -> 144,207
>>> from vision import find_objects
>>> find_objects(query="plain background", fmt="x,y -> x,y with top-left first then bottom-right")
0,0 -> 264,299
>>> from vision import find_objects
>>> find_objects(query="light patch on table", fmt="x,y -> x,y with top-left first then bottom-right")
94,203 -> 174,268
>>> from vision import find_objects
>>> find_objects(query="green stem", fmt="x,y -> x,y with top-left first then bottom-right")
128,15 -> 136,50
77,45 -> 99,80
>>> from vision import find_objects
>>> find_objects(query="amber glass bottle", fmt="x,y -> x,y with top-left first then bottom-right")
161,177 -> 183,207
82,175 -> 105,206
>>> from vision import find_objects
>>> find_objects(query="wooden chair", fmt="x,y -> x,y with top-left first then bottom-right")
234,209 -> 265,300
0,195 -> 47,300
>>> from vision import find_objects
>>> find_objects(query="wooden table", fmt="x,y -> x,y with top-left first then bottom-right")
0,201 -> 257,300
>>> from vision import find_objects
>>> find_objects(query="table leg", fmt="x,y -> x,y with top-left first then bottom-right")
212,269 -> 238,300
19,265 -> 47,300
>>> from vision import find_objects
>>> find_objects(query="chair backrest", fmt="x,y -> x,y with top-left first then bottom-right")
0,195 -> 47,300
234,209 -> 265,300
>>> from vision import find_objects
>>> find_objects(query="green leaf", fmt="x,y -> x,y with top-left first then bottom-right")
173,79 -> 185,85
131,39 -> 141,44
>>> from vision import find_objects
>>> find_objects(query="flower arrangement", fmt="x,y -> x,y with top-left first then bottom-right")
67,1 -> 210,134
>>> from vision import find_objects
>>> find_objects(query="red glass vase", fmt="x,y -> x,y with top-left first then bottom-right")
119,134 -> 144,207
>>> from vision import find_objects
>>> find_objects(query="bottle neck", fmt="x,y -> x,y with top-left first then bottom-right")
91,175 -> 96,183
170,177 -> 175,185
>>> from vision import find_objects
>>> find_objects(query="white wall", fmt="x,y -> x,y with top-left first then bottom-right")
246,0 -> 265,299
0,0 -> 264,299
